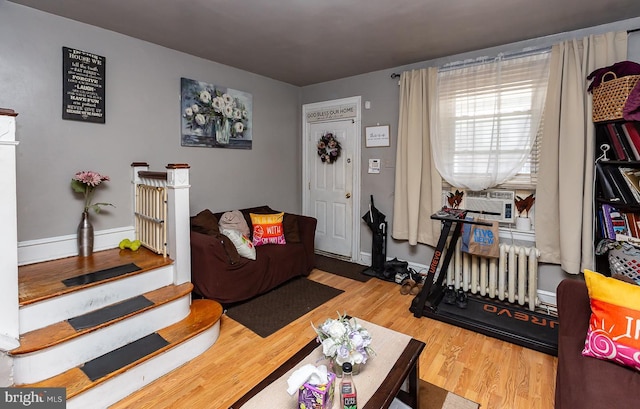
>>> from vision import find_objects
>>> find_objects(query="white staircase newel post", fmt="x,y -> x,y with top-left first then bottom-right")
166,164 -> 191,285
0,111 -> 20,387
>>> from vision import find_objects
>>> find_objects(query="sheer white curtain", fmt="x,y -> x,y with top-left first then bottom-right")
392,68 -> 442,247
536,31 -> 628,273
432,52 -> 551,191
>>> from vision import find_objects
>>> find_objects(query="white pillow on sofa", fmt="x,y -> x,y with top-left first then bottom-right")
221,228 -> 256,260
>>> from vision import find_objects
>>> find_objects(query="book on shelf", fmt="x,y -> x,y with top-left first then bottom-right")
595,163 -> 619,201
606,122 -> 628,160
600,203 -> 640,240
626,212 -> 640,238
621,122 -> 640,160
597,121 -> 640,161
601,204 -> 621,239
623,122 -> 640,148
613,218 -> 629,236
612,123 -> 635,160
603,165 -> 635,204
616,233 -> 640,246
619,167 -> 640,203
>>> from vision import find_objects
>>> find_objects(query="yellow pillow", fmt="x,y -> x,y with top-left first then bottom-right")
582,269 -> 640,371
250,212 -> 286,246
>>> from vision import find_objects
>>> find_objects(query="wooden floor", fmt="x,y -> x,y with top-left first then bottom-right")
110,268 -> 557,409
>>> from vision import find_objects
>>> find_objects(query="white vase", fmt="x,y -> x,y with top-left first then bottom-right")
515,216 -> 531,231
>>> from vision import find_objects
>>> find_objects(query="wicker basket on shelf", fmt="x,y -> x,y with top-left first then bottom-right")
592,72 -> 640,123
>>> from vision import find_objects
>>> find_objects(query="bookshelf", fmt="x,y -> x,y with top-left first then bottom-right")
594,120 -> 640,273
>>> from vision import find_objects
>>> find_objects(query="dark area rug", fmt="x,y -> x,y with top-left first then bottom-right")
315,254 -> 372,282
225,277 -> 344,337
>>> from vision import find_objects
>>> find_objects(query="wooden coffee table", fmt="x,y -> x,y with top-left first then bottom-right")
229,320 -> 425,409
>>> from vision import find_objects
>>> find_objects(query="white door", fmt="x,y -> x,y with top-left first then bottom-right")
307,119 -> 356,258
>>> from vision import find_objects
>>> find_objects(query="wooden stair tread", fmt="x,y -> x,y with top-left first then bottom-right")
11,282 -> 194,355
21,299 -> 223,399
18,247 -> 172,305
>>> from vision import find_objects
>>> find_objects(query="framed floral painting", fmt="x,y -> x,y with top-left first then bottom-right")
180,77 -> 252,149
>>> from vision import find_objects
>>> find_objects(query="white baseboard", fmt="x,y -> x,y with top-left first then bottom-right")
359,251 -> 556,307
18,226 -> 135,266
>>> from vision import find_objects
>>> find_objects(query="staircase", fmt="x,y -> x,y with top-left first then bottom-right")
0,114 -> 221,409
11,248 -> 222,408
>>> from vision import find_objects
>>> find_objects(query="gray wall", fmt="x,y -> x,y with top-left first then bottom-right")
0,1 -> 302,241
2,1 -> 640,294
301,18 -> 640,293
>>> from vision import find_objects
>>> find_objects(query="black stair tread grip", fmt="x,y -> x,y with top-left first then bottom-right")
68,295 -> 154,331
62,263 -> 142,287
80,333 -> 169,381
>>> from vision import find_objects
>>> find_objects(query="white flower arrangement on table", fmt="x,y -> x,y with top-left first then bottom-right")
312,312 -> 374,366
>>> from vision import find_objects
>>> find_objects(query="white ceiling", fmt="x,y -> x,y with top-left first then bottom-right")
9,0 -> 640,86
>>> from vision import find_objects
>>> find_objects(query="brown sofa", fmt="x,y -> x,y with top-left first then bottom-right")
189,205 -> 317,305
555,278 -> 640,409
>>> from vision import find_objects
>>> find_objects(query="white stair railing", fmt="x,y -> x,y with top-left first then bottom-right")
131,163 -> 191,285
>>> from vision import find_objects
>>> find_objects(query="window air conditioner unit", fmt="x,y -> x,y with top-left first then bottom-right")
462,189 -> 516,223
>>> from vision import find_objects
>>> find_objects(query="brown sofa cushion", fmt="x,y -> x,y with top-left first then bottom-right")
191,209 -> 240,264
283,213 -> 301,243
190,209 -> 220,235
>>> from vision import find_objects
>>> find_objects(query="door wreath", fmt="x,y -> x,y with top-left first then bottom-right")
317,133 -> 342,164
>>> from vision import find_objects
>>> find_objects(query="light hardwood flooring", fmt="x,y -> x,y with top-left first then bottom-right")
110,268 -> 557,409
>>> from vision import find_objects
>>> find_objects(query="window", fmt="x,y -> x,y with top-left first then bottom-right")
433,49 -> 551,191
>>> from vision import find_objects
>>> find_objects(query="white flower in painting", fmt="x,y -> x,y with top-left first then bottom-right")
184,83 -> 249,140
199,90 -> 212,104
212,97 -> 224,112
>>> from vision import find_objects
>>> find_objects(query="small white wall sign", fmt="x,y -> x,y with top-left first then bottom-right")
365,125 -> 390,147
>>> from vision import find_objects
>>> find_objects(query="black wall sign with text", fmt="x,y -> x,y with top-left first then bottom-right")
62,47 -> 105,123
